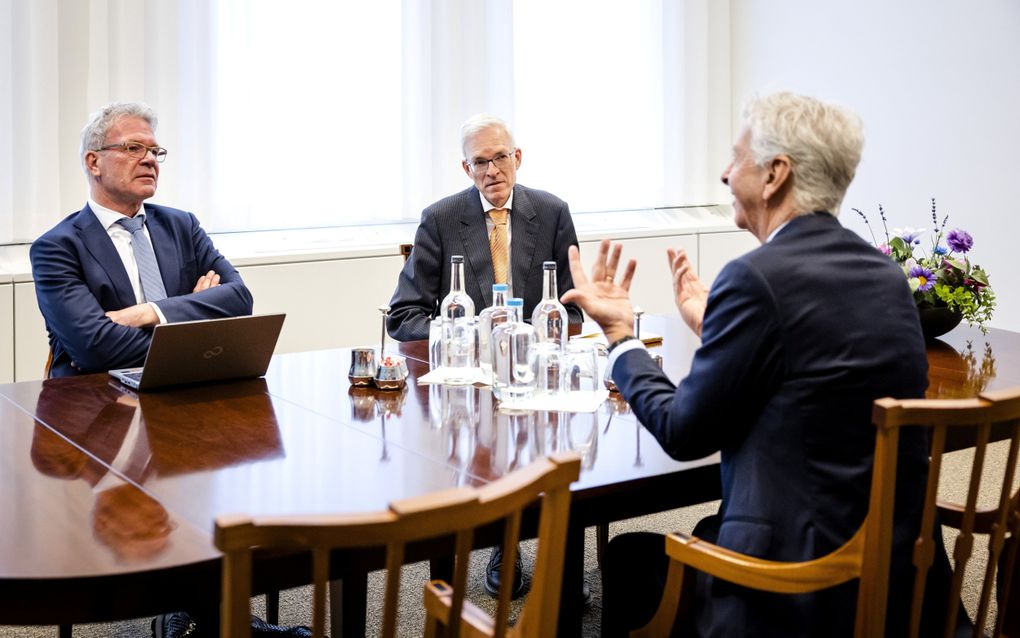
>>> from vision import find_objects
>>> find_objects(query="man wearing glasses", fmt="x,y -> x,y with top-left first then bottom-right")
31,102 -> 253,377
387,114 -> 582,342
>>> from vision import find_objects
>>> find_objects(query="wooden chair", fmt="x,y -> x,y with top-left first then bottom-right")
632,387 -> 1020,638
215,452 -> 581,638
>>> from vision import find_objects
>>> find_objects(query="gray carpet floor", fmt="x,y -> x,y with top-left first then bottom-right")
2,442 -> 1015,637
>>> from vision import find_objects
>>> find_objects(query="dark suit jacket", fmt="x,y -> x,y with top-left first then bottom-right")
387,184 -> 582,341
31,203 -> 254,377
613,213 -> 933,636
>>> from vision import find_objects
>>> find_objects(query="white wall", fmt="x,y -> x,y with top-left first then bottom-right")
729,0 -> 1020,331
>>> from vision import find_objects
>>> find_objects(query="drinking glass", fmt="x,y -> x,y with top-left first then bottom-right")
428,318 -> 443,369
530,342 -> 563,396
563,341 -> 599,393
443,316 -> 478,383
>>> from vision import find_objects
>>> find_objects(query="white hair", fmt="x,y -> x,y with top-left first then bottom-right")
742,92 -> 864,216
79,102 -> 158,172
460,114 -> 515,157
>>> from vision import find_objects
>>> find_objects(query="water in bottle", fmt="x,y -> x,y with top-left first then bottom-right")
531,261 -> 568,350
440,255 -> 476,381
491,298 -> 536,401
478,283 -> 510,376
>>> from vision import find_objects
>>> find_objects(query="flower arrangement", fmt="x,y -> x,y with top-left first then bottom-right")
853,199 -> 995,333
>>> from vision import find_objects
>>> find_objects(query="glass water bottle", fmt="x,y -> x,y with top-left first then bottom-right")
491,298 -> 536,401
440,255 -> 476,380
531,261 -> 568,350
478,283 -> 510,376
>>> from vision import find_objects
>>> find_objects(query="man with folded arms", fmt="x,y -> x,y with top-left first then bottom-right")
31,102 -> 253,377
563,92 -> 961,636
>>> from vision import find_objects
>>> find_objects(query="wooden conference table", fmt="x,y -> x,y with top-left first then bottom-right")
1,317 -> 1017,636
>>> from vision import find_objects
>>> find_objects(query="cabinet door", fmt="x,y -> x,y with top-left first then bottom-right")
1,284 -> 13,383
698,231 -> 758,286
14,283 -> 49,381
237,255 -> 405,353
577,235 -> 698,316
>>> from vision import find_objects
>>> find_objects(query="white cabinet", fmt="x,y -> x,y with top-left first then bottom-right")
699,230 -> 759,286
14,282 -> 49,382
1,284 -> 13,383
237,255 -> 406,353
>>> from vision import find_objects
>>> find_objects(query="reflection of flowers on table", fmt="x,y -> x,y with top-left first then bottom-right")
926,339 -> 997,399
960,340 -> 997,395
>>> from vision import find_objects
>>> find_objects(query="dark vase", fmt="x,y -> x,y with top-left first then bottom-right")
918,306 -> 963,342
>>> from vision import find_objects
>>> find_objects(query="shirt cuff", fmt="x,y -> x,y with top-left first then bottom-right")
606,338 -> 647,379
149,302 -> 168,325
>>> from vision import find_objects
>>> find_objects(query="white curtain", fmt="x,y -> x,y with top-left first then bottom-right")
0,0 -> 729,243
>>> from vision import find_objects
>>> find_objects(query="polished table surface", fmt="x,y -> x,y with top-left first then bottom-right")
1,317 -> 1016,631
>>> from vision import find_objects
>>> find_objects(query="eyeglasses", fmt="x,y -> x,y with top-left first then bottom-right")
467,150 -> 515,174
95,142 -> 168,163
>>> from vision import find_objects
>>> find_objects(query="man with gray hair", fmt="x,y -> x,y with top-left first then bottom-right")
31,102 -> 253,377
564,92 -> 958,635
387,113 -> 582,342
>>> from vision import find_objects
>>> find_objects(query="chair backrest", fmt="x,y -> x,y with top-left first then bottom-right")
867,387 -> 1020,638
214,452 -> 581,638
634,388 -> 1020,638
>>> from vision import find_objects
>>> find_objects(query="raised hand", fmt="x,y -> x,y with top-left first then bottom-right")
667,247 -> 708,336
559,239 -> 636,344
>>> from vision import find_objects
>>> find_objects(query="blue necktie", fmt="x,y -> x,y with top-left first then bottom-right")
116,215 -> 168,302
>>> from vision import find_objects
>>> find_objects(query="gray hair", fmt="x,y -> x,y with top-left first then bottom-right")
742,92 -> 863,216
460,114 -> 516,157
79,102 -> 158,171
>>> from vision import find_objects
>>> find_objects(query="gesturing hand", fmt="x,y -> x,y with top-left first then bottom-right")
559,239 -> 636,344
667,247 -> 708,337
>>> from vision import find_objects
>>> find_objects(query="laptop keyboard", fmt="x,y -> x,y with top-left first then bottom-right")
120,371 -> 144,383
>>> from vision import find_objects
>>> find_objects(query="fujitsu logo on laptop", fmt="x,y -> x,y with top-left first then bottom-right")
203,346 -> 224,359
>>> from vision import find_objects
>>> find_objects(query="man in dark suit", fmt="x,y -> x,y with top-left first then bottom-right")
31,102 -> 253,377
387,114 -> 581,342
563,92 -> 951,636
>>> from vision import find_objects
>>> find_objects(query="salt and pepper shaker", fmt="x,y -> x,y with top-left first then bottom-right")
374,304 -> 408,390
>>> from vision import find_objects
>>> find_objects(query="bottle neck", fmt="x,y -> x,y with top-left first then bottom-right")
450,261 -> 466,293
542,267 -> 558,300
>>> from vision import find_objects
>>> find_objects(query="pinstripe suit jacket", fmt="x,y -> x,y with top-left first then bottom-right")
387,185 -> 582,341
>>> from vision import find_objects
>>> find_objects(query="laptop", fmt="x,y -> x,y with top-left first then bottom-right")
109,313 -> 286,391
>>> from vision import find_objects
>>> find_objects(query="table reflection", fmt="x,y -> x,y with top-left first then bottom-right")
30,397 -> 176,563
927,336 -> 999,399
27,378 -> 286,562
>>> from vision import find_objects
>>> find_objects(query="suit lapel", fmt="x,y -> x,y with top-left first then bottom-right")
144,205 -> 180,296
75,205 -> 137,309
509,187 -> 538,299
459,190 -> 494,306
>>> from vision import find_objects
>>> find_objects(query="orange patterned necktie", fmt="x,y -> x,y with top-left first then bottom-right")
490,208 -> 509,284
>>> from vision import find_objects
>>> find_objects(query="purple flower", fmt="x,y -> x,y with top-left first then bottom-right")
946,228 -> 973,253
909,265 -> 936,292
878,243 -> 892,256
